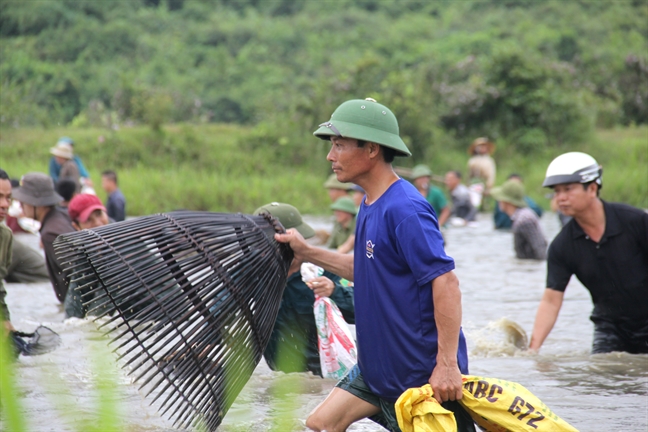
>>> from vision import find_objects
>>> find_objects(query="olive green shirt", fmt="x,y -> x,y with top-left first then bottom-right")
0,224 -> 13,321
327,217 -> 356,250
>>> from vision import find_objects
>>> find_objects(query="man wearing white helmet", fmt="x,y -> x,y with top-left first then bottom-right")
529,152 -> 648,354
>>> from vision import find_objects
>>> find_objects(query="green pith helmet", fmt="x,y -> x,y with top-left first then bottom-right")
254,202 -> 315,239
330,196 -> 357,215
313,98 -> 412,157
410,164 -> 433,179
323,173 -> 353,190
490,179 -> 527,208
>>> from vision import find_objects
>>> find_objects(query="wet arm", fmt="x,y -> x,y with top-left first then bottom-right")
429,270 -> 463,403
529,288 -> 564,351
438,206 -> 451,228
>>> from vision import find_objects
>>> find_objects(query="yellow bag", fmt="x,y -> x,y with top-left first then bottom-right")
395,385 -> 457,432
460,375 -> 578,432
396,375 -> 579,432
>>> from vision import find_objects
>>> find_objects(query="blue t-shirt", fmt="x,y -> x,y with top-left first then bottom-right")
353,179 -> 469,402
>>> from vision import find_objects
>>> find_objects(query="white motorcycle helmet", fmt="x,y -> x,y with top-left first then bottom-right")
543,152 -> 602,189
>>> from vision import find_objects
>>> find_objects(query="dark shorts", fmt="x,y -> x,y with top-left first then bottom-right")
336,364 -> 476,432
592,319 -> 648,354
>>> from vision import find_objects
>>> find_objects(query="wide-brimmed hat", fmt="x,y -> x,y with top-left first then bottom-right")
490,179 -> 527,208
254,202 -> 315,239
313,98 -> 412,157
50,142 -> 74,159
12,173 -> 63,207
410,164 -> 433,180
57,136 -> 74,146
323,173 -> 353,191
468,137 -> 496,155
330,196 -> 357,216
68,194 -> 106,223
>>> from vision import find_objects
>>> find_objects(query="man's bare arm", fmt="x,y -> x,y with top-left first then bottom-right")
429,270 -> 463,403
529,288 -> 564,352
438,206 -> 451,228
336,234 -> 355,255
275,229 -> 354,281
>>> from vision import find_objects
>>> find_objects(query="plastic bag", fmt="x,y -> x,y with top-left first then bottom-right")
301,263 -> 357,379
396,376 -> 579,432
313,296 -> 357,379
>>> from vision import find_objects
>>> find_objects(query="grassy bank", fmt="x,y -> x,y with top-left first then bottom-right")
1,124 -> 646,216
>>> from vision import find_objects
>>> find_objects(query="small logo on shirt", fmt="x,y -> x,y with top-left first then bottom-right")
366,240 -> 375,259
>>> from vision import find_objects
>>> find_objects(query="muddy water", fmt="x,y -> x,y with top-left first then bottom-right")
3,212 -> 647,431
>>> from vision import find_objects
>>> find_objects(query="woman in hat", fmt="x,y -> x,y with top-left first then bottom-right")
467,137 -> 497,199
49,140 -> 81,193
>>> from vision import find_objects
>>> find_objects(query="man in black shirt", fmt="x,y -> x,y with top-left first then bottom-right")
529,152 -> 648,354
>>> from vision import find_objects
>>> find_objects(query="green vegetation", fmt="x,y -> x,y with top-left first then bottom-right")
1,124 -> 646,214
0,327 -> 26,432
1,1 -> 646,213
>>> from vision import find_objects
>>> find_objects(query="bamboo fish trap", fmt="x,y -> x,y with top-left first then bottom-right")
54,211 -> 293,431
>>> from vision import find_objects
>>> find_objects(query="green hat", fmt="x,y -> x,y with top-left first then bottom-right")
254,202 -> 315,239
313,98 -> 412,157
410,164 -> 433,180
330,196 -> 357,216
490,179 -> 527,208
323,173 -> 353,191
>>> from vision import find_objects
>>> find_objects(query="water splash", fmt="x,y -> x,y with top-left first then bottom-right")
468,318 -> 532,357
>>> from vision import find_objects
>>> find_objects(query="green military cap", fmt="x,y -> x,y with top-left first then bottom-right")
323,173 -> 353,191
490,179 -> 527,208
313,98 -> 412,157
410,164 -> 433,180
330,196 -> 357,216
254,202 -> 315,239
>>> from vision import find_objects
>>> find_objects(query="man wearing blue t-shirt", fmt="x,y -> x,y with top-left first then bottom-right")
276,99 -> 474,432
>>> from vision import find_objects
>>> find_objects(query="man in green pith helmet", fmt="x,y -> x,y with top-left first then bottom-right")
410,164 -> 451,228
327,196 -> 357,254
254,202 -> 354,378
490,179 -> 547,260
323,173 -> 353,203
275,98 -> 474,432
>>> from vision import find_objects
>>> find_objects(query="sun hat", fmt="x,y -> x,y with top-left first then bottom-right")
12,173 -> 63,207
490,179 -> 527,208
254,202 -> 315,239
313,98 -> 412,157
68,194 -> 106,223
330,196 -> 357,216
467,137 -> 496,155
323,173 -> 353,191
50,142 -> 74,159
57,136 -> 74,146
410,164 -> 433,180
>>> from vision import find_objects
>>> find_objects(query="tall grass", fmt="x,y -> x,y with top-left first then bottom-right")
1,124 -> 645,215
0,326 -> 26,432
